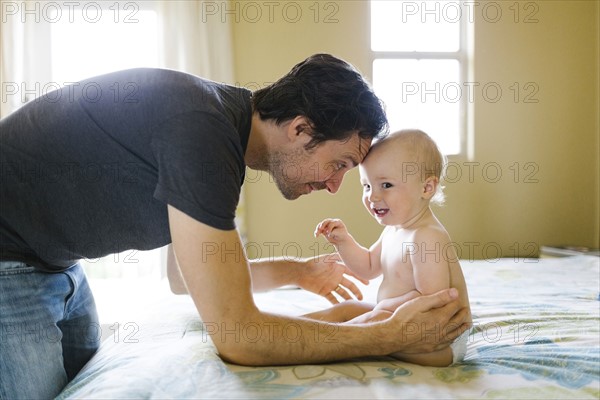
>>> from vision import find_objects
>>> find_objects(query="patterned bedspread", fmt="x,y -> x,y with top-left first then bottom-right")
58,256 -> 600,399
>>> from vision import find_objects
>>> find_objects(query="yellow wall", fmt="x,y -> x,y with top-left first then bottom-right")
232,0 -> 599,260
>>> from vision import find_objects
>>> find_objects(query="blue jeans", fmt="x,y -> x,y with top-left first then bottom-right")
0,262 -> 100,399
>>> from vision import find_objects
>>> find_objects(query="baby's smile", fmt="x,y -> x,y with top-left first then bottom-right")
373,207 -> 389,217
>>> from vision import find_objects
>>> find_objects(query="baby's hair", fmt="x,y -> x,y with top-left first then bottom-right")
377,129 -> 447,205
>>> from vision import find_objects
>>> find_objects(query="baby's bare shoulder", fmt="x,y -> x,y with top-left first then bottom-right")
413,222 -> 451,245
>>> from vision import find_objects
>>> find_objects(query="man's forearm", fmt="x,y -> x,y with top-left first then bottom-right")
167,245 -> 188,294
211,293 -> 468,366
248,258 -> 301,292
211,309 -> 390,365
168,249 -> 301,294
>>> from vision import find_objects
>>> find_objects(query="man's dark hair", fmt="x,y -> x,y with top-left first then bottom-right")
251,54 -> 388,149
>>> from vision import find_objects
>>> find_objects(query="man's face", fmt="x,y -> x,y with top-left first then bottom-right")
270,133 -> 371,200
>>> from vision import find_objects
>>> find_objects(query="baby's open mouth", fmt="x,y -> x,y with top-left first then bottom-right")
373,208 -> 389,217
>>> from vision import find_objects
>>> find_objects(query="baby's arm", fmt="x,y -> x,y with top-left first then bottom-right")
314,219 -> 383,280
409,228 -> 452,296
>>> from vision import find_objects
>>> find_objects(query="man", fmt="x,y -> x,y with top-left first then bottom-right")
0,54 -> 469,398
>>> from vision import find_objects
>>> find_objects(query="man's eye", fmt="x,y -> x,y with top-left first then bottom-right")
337,163 -> 347,171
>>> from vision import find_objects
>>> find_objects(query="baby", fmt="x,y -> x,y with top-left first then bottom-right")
303,129 -> 472,367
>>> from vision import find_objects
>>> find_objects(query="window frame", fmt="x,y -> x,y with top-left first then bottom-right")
369,0 -> 471,156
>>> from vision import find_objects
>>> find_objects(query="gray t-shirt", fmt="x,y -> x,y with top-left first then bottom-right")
0,68 -> 252,271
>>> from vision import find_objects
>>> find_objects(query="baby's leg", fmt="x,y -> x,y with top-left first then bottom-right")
346,309 -> 392,324
302,301 -> 375,323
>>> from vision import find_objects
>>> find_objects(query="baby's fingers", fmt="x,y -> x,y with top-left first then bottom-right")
314,219 -> 332,237
315,221 -> 333,237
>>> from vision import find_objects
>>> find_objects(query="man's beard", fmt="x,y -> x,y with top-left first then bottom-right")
268,148 -> 325,200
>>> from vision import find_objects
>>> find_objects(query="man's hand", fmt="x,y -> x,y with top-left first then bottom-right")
383,288 -> 471,354
297,253 -> 369,304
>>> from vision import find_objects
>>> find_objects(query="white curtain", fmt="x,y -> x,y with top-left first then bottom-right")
0,0 -> 51,118
156,1 -> 235,83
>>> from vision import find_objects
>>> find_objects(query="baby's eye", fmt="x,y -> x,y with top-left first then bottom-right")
362,183 -> 371,191
382,182 -> 393,189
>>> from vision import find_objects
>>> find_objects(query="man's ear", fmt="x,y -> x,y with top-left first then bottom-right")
422,176 -> 438,199
286,116 -> 312,144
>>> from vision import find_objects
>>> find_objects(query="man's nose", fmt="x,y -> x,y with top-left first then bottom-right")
325,178 -> 342,194
325,170 -> 347,194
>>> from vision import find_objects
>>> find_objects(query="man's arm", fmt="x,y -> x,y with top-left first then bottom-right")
167,244 -> 187,294
168,205 -> 469,365
250,254 -> 368,303
168,246 -> 365,302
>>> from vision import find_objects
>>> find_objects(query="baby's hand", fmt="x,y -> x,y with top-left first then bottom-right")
314,219 -> 349,245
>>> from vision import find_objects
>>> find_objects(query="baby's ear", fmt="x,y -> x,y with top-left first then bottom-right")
422,176 -> 438,199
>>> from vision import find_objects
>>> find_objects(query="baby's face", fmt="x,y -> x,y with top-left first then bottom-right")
359,143 -> 426,227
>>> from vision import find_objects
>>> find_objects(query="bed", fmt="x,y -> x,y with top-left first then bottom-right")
57,256 -> 599,399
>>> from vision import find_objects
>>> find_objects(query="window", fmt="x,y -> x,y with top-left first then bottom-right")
371,0 -> 470,155
50,7 -> 159,83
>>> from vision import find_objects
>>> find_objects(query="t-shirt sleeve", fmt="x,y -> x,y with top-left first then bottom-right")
151,111 -> 243,231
